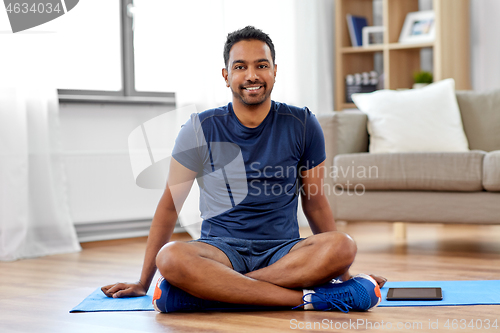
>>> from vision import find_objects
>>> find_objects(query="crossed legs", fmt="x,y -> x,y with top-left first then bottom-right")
155,231 -> 357,307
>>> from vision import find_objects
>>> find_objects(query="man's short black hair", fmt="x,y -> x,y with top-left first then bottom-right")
223,26 -> 276,68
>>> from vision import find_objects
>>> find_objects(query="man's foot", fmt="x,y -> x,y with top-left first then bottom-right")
152,277 -> 287,313
153,276 -> 217,312
297,273 -> 382,313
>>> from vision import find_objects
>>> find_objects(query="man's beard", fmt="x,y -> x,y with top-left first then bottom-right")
232,83 -> 272,106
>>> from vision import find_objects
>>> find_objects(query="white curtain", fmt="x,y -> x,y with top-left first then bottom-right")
470,0 -> 500,91
0,87 -> 81,261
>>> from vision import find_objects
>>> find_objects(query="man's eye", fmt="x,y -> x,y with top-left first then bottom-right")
234,65 -> 244,70
259,64 -> 268,68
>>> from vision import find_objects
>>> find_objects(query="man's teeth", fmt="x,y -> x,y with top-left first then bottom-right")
246,86 -> 261,91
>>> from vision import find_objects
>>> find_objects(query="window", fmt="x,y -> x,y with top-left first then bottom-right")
57,0 -> 122,92
55,0 -> 174,104
132,0 -> 183,93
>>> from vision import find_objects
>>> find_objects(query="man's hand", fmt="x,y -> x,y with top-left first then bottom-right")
101,282 -> 148,298
369,274 -> 387,288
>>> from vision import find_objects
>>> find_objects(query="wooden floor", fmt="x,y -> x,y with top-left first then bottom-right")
1,222 -> 500,333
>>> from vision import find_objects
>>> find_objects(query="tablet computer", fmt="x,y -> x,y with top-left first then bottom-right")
386,287 -> 443,301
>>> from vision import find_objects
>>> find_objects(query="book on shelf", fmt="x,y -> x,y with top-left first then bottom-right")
346,14 -> 368,47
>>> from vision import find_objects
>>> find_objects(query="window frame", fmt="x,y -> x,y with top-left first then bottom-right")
58,0 -> 175,105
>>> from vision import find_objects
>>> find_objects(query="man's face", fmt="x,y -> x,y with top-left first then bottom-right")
223,40 -> 277,107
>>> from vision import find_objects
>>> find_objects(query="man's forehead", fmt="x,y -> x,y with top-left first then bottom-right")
229,40 -> 272,62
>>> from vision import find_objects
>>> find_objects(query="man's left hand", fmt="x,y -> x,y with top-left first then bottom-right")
369,274 -> 387,288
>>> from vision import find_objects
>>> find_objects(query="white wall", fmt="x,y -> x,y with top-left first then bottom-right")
470,0 -> 500,91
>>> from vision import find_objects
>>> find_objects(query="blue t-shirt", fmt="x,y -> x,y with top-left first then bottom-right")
172,100 -> 325,240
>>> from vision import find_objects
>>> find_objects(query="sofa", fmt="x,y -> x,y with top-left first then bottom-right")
317,88 -> 500,226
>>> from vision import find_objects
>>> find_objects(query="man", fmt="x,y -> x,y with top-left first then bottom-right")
102,26 -> 386,312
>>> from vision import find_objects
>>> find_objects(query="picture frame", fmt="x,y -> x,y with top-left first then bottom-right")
398,10 -> 435,44
362,26 -> 385,47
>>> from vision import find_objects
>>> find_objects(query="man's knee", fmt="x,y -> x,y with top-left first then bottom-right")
333,231 -> 357,263
156,241 -> 192,283
315,231 -> 357,268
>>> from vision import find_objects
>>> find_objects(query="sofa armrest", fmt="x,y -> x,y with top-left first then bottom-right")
317,111 -> 369,214
317,110 -> 369,159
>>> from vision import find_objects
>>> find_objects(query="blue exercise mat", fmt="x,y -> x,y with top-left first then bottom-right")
379,280 -> 500,307
70,287 -> 155,312
71,280 -> 500,312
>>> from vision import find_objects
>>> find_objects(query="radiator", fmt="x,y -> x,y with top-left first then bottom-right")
74,219 -> 185,243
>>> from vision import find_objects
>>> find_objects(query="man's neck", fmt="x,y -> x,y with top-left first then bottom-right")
232,98 -> 272,128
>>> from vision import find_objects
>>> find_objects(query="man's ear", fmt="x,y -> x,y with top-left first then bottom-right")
222,68 -> 229,87
274,64 -> 277,80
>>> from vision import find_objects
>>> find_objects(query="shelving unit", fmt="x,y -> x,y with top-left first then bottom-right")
334,0 -> 470,110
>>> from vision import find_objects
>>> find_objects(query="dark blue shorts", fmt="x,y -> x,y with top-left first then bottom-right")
192,237 -> 304,274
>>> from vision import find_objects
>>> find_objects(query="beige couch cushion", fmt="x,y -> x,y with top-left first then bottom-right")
483,151 -> 500,191
334,151 -> 485,191
456,89 -> 500,152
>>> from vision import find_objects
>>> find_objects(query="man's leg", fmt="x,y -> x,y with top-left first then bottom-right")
156,240 -> 303,307
155,231 -> 356,307
246,231 -> 356,288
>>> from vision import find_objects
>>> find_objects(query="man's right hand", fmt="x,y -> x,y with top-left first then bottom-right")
101,282 -> 148,298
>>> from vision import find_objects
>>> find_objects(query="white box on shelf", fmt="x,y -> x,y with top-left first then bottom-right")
362,26 -> 385,46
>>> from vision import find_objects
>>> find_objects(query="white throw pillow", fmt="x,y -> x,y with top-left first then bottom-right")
352,79 -> 469,153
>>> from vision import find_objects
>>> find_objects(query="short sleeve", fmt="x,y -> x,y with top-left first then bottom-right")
171,114 -> 206,173
299,109 -> 326,169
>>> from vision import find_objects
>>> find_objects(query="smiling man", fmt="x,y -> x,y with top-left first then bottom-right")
223,38 -> 276,126
102,26 -> 385,313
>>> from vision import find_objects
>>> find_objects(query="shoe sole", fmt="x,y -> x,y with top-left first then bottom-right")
152,277 -> 166,312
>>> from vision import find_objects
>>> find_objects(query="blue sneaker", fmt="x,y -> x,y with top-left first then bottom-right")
153,276 -> 221,312
152,277 -> 286,313
296,274 -> 381,313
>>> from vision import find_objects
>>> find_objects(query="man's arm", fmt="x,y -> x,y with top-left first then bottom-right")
101,158 -> 197,298
300,161 -> 337,234
300,161 -> 387,287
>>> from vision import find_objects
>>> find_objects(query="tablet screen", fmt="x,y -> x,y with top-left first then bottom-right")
386,287 -> 442,301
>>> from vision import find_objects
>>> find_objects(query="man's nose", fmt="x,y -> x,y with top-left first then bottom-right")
245,67 -> 258,81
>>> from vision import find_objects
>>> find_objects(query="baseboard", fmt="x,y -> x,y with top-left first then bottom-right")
75,219 -> 185,243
